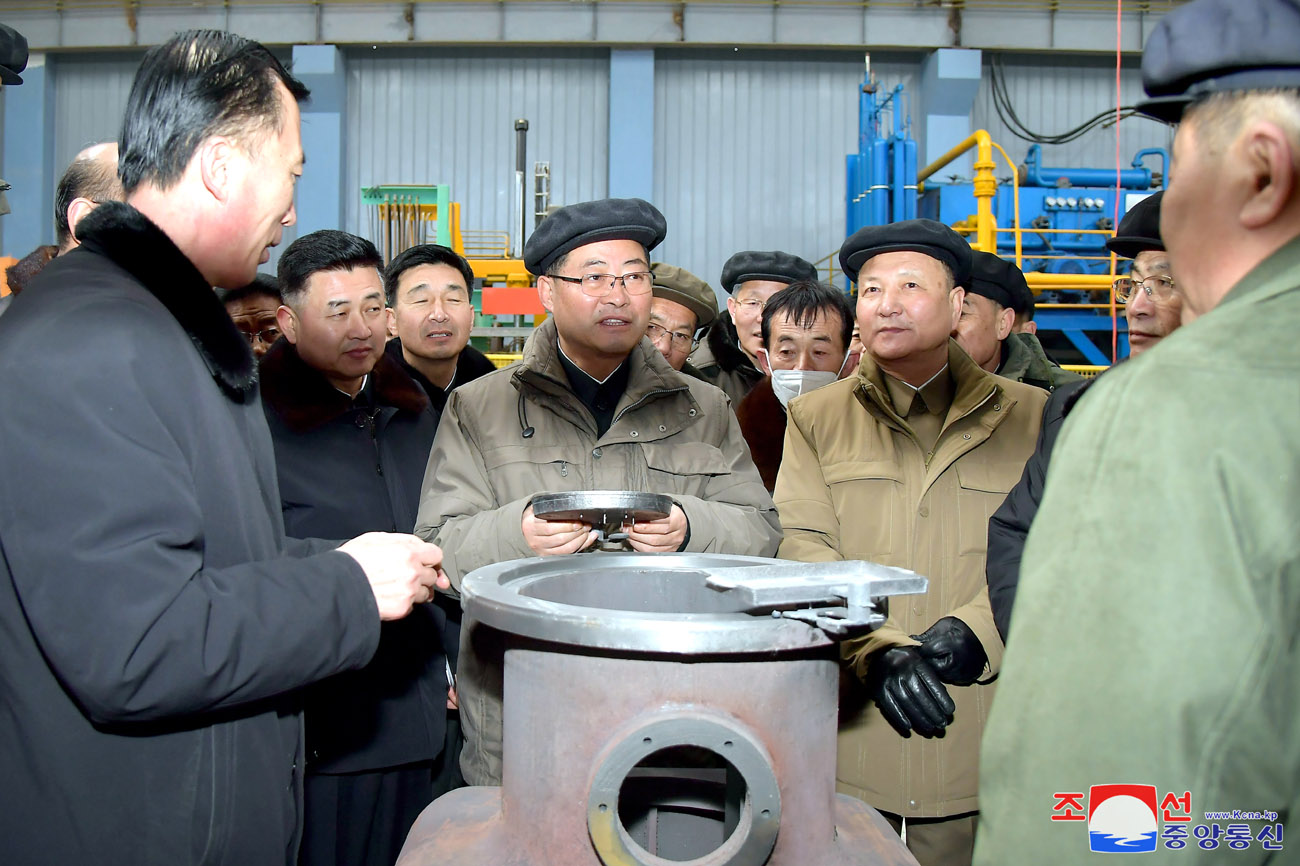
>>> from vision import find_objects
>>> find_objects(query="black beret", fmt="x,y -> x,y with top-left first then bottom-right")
1137,0 -> 1300,123
839,219 -> 973,287
967,251 -> 1033,314
719,250 -> 817,294
0,25 -> 28,86
1105,191 -> 1164,259
524,198 -> 667,276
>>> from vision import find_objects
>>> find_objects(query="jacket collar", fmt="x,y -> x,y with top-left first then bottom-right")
75,201 -> 257,402
856,339 -> 1000,427
260,337 -> 429,433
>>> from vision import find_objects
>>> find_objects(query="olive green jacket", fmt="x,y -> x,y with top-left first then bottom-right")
976,235 -> 1300,864
415,317 -> 781,785
775,341 -> 1046,817
997,332 -> 1083,392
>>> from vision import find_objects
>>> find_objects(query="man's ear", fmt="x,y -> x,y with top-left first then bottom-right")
948,286 -> 966,330
755,347 -> 773,375
537,275 -> 555,314
197,137 -> 237,203
1016,320 -> 1038,336
276,304 -> 299,345
65,198 -> 99,247
1238,120 -> 1297,230
726,295 -> 739,327
996,304 -> 1016,341
385,306 -> 396,339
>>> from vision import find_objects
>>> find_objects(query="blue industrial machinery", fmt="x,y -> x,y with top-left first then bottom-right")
845,82 -> 918,232
843,72 -> 1170,366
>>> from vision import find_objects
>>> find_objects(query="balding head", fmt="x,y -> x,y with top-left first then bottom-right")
55,141 -> 122,253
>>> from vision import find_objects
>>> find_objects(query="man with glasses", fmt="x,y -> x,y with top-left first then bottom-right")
1108,191 -> 1184,354
977,2 -> 1300,860
985,190 -> 1181,641
646,262 -> 716,376
688,249 -> 818,405
221,273 -> 283,360
736,280 -> 854,492
415,198 -> 780,787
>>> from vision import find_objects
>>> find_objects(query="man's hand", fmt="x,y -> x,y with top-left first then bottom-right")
625,504 -> 688,553
862,646 -> 956,738
522,504 -> 598,556
912,616 -> 988,686
338,532 -> 448,621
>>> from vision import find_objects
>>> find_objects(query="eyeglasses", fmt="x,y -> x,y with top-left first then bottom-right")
550,271 -> 653,298
646,322 -> 698,352
1113,274 -> 1176,303
735,298 -> 766,312
243,326 -> 282,346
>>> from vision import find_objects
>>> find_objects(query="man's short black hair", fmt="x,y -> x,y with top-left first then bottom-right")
277,230 -> 383,307
383,244 -> 475,306
54,147 -> 121,248
118,30 -> 308,195
760,280 -> 854,352
218,273 -> 281,307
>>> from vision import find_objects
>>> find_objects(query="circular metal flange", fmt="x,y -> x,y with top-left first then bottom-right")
461,553 -> 837,655
531,490 -> 673,525
587,714 -> 780,866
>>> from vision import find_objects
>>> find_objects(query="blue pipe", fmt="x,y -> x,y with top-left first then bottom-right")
1022,143 -> 1156,190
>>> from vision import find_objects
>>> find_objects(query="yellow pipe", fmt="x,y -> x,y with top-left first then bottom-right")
917,130 -> 997,253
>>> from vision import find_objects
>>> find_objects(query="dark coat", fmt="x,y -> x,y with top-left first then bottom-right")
734,376 -> 786,493
384,337 -> 497,416
0,201 -> 380,866
260,341 -> 457,775
985,377 -> 1091,640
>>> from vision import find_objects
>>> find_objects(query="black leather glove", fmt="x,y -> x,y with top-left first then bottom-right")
862,646 -> 956,738
912,616 -> 988,686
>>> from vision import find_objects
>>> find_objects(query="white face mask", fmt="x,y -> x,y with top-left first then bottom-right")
762,347 -> 851,410
770,368 -> 839,409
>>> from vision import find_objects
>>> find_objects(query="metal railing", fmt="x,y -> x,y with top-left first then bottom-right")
461,230 -> 512,260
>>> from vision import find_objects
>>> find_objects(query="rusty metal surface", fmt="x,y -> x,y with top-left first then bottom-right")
398,650 -> 918,865
399,554 -> 920,866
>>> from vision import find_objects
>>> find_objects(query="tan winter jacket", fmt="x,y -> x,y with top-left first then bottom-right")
415,317 -> 781,785
775,340 -> 1045,818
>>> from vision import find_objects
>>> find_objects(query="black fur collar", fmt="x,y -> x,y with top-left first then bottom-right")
76,201 -> 257,402
259,337 -> 429,433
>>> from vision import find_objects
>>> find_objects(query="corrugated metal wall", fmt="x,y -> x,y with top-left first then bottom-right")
652,49 -> 919,288
344,47 -> 610,249
52,52 -> 141,182
971,53 -> 1174,182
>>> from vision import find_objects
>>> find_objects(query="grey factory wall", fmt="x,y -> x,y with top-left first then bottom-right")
343,46 -> 610,248
971,53 -> 1175,183
651,48 -> 918,290
34,45 -> 1172,286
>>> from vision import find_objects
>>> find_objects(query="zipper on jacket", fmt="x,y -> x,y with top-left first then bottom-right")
559,460 -> 568,477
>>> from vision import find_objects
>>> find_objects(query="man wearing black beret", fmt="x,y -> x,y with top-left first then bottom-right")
775,218 -> 1046,866
415,197 -> 780,787
688,249 -> 817,405
977,1 -> 1300,861
953,251 -> 1081,392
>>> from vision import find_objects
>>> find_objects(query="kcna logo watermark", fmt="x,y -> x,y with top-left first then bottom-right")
1050,785 -> 1284,853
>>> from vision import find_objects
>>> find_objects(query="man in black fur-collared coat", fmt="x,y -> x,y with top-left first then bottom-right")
263,230 -> 459,866
0,32 -> 445,866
